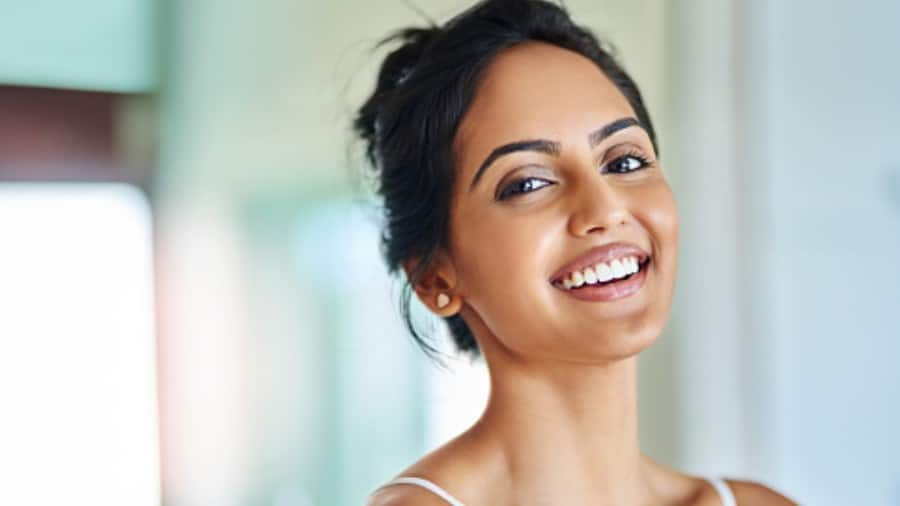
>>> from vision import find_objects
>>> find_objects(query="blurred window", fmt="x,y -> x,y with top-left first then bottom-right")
0,183 -> 160,505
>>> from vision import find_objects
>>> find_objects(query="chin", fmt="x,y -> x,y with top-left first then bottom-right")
576,317 -> 665,362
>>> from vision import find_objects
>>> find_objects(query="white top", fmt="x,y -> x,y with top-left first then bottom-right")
375,475 -> 737,506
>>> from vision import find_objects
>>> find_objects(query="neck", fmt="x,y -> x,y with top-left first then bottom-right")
474,355 -> 653,505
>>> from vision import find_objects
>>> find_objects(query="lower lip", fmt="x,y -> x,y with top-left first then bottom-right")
554,260 -> 650,302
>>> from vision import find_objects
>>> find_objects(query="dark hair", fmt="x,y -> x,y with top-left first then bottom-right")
353,0 -> 658,358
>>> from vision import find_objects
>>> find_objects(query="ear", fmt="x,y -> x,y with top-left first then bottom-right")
402,250 -> 462,317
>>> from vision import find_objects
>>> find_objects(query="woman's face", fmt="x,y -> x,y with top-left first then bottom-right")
445,41 -> 678,363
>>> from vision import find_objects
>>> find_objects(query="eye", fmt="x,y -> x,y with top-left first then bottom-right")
603,151 -> 653,174
496,177 -> 554,201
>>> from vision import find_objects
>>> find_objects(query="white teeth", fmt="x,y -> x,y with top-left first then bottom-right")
557,255 -> 646,290
571,271 -> 585,288
610,259 -> 626,278
625,256 -> 637,274
595,262 -> 612,282
583,267 -> 598,284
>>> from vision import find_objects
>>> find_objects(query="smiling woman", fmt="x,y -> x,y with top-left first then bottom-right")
355,1 -> 795,505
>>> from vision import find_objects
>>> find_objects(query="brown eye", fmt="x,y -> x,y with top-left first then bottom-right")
604,153 -> 652,174
496,177 -> 554,201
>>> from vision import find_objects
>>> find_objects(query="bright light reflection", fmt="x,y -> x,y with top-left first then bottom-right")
0,183 -> 160,505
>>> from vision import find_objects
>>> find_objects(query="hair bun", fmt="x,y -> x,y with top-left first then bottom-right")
354,26 -> 440,167
378,27 -> 439,88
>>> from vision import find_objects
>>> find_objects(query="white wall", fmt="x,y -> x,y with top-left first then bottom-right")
667,0 -> 900,502
763,0 -> 900,503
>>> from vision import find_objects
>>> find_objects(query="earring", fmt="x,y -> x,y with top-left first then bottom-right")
436,293 -> 450,309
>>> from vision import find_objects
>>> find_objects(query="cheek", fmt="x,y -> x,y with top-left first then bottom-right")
638,180 -> 679,248
449,203 -> 564,342
636,181 -> 679,307
455,206 -> 560,295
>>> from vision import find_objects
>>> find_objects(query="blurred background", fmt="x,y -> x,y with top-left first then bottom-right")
1,0 -> 898,504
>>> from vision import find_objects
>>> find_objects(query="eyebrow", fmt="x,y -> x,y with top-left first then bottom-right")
468,116 -> 642,192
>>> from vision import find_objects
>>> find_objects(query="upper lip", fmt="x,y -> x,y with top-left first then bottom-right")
549,241 -> 651,283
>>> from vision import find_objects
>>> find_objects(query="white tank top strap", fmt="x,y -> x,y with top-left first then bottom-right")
706,476 -> 737,506
377,475 -> 735,506
376,476 -> 465,506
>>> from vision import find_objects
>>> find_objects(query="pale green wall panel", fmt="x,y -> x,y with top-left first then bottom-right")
0,0 -> 157,91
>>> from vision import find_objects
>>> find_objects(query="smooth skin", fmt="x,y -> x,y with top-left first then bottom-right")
370,42 -> 796,506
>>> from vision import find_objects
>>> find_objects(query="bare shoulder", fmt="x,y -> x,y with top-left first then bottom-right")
366,422 -> 501,505
366,483 -> 452,506
726,479 -> 798,506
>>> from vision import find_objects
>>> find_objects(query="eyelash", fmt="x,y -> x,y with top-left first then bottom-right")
496,151 -> 654,201
606,150 -> 653,175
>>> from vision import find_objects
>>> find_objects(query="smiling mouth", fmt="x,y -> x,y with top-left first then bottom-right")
551,256 -> 651,302
552,256 -> 651,290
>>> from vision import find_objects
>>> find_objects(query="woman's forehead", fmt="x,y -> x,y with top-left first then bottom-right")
455,42 -> 636,160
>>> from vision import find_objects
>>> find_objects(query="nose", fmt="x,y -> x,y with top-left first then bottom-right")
567,170 -> 631,237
